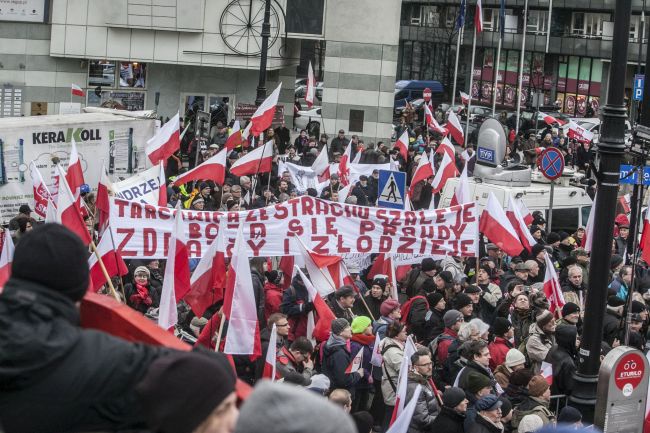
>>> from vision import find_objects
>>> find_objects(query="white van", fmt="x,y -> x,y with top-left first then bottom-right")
439,177 -> 593,233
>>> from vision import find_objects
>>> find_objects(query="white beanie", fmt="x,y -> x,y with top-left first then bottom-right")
505,348 -> 526,368
518,414 -> 544,433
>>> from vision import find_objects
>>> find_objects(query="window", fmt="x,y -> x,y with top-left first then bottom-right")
410,5 -> 421,25
349,109 -> 364,132
88,61 -> 116,87
546,208 -> 579,233
119,62 -> 147,88
527,10 -> 548,34
445,6 -> 458,28
581,206 -> 592,228
421,6 -> 440,27
483,8 -> 497,31
572,12 -> 611,38
629,15 -> 640,42
87,91 -> 145,111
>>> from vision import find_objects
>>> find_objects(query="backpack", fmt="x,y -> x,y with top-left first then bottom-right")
399,295 -> 429,327
428,333 -> 455,361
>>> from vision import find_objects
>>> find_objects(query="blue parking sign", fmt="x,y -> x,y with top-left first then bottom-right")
634,74 -> 644,101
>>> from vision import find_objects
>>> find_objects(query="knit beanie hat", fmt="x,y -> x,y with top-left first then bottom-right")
536,310 -> 554,328
632,300 -> 647,314
134,266 -> 151,278
492,317 -> 512,336
438,270 -> 453,284
380,299 -> 400,317
518,414 -> 544,433
527,375 -> 550,397
454,293 -> 473,310
371,277 -> 387,290
499,397 -> 513,417
442,387 -> 467,408
331,318 -> 350,335
466,371 -> 493,394
426,292 -> 444,308
557,406 -> 582,424
546,232 -> 560,244
135,351 -> 236,433
443,309 -> 464,328
265,270 -> 282,285
531,243 -> 546,257
505,349 -> 526,368
509,368 -> 534,387
561,302 -> 580,317
11,223 -> 90,302
610,254 -> 624,270
421,257 -> 436,272
351,316 -> 372,334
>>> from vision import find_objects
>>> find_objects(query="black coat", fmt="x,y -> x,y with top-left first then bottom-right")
321,339 -> 361,391
550,325 -> 577,395
251,269 -> 266,324
603,309 -> 622,346
431,406 -> 466,433
0,278 -> 172,433
468,414 -> 503,433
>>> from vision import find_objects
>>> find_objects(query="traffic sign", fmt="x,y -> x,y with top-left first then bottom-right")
423,87 -> 432,102
634,74 -> 644,101
377,170 -> 406,210
619,164 -> 650,185
537,147 -> 565,181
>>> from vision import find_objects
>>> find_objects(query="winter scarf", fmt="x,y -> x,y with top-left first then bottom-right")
130,283 -> 152,306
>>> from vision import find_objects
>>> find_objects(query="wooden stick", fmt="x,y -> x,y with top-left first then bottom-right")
215,311 -> 226,353
89,240 -> 121,302
341,261 -> 376,321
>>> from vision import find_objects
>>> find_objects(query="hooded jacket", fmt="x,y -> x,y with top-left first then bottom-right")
549,325 -> 577,395
405,371 -> 440,433
0,278 -> 172,433
321,335 -> 361,391
431,406 -> 466,433
525,323 -> 556,374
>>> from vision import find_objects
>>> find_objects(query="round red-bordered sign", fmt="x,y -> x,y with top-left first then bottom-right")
614,352 -> 645,396
537,147 -> 565,181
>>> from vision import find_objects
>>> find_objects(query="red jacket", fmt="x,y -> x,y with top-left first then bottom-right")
264,282 -> 284,323
436,328 -> 458,365
488,336 -> 513,371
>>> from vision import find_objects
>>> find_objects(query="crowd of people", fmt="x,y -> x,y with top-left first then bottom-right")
0,104 -> 636,433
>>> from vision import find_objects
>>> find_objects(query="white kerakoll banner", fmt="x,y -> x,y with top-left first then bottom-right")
109,196 -> 478,259
112,164 -> 164,205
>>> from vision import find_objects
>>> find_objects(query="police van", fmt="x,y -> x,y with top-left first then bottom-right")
438,119 -> 593,233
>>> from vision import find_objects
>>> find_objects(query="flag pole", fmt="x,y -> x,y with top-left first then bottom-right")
340,261 -> 376,321
451,28 -> 464,106
491,36 -> 502,116
515,0 -> 529,136
463,25 -> 478,148
89,240 -> 121,302
107,227 -> 127,301
215,311 -> 226,352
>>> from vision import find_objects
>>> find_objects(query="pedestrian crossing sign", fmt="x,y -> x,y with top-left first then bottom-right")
377,169 -> 406,210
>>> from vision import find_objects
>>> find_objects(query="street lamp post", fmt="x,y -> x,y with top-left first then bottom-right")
568,0 -> 632,423
255,0 -> 272,106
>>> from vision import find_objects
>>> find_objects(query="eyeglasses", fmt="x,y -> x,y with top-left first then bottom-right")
276,323 -> 290,327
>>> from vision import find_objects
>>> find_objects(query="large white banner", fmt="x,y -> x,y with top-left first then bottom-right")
113,164 -> 163,205
109,196 -> 478,259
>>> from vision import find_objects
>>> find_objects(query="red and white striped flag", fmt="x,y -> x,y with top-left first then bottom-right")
229,140 -> 274,177
424,103 -> 435,126
306,62 -> 316,109
583,194 -> 596,253
430,151 -> 459,195
506,195 -> 537,253
543,252 -> 565,314
516,197 -> 534,226
390,338 -> 417,426
539,112 -> 559,126
460,91 -> 471,105
0,229 -> 15,289
475,0 -> 483,33
479,192 -> 524,256
436,137 -> 455,159
567,120 -> 595,144
171,148 -> 227,187
338,141 -> 352,186
394,130 -> 409,161
345,347 -> 364,374
146,112 -> 180,165
408,151 -> 434,197
158,205 -> 191,331
71,83 -> 85,97
619,194 -> 631,214
65,138 -> 85,200
157,162 -> 167,207
250,83 -> 282,137
55,164 -> 91,245
447,111 -> 465,145
95,163 -> 112,236
388,386 -> 422,433
295,266 -> 337,343
311,147 -> 330,177
29,161 -> 51,218
541,361 -> 553,384
88,232 -> 128,292
224,120 -> 244,151
223,226 -> 262,357
262,323 -> 279,381
450,160 -> 471,206
297,238 -> 352,296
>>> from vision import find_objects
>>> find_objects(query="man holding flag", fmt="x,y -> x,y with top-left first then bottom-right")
321,318 -> 365,395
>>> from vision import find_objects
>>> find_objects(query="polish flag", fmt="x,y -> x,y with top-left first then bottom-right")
172,148 -> 227,187
262,323 -> 279,381
430,151 -> 458,194
278,256 -> 294,290
506,195 -> 537,253
306,62 -> 316,109
338,141 -> 352,186
424,103 -> 435,126
540,112 -> 559,126
185,224 -> 228,317
619,194 -> 631,214
436,137 -> 455,159
460,91 -> 471,105
223,226 -> 262,357
447,111 -> 465,145
229,140 -> 274,177
0,229 -> 15,288
29,161 -> 51,218
88,232 -> 128,292
65,138 -> 85,200
370,332 -> 383,367
367,253 -> 398,299
345,347 -> 364,374
295,266 -> 337,343
516,197 -> 534,226
429,115 -> 448,136
388,386 -> 422,433
543,252 -> 565,314
157,161 -> 168,207
158,205 -> 191,331
338,184 -> 352,203
390,337 -> 418,426
311,147 -> 330,177
352,148 -> 363,164
297,238 -> 352,296
583,194 -> 596,253
71,83 -> 85,97
541,361 -> 554,384
394,130 -> 409,161
250,82 -> 282,137
479,192 -> 524,256
241,121 -> 253,143
55,164 -> 91,245
224,120 -> 244,151
475,0 -> 483,32
146,112 -> 181,165
567,120 -> 595,144
96,163 -> 113,235
450,162 -> 471,206
639,193 -> 650,264
408,151 -> 434,197
45,198 -> 57,223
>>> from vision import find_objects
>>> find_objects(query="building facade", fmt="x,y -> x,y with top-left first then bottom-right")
398,0 -> 648,117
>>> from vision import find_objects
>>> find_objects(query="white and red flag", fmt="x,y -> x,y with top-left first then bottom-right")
146,112 -> 181,165
224,120 -> 244,151
642,192 -> 650,264
297,239 -> 353,297
157,162 -> 168,207
65,138 -> 85,200
295,266 -> 337,343
506,195 -> 537,253
338,141 -> 352,186
223,226 -> 262,357
88,232 -> 128,292
262,323 -> 279,381
388,386 -> 422,433
390,337 -> 417,425
450,160 -> 471,206
436,137 -> 455,159
370,332 -> 383,367
539,112 -> 559,126
408,151 -> 434,197
460,91 -> 471,105
172,148 -> 227,187
475,0 -> 484,32
185,224 -> 228,317
515,197 -> 534,226
394,130 -> 409,161
311,147 -> 330,177
543,252 -> 566,314
424,103 -> 435,126
567,120 -> 595,144
479,192 -> 524,256
0,229 -> 15,288
95,163 -> 113,236
249,82 -> 282,137
306,62 -> 316,109
430,151 -> 458,194
541,361 -> 553,384
158,205 -> 191,331
345,347 -> 364,374
29,161 -> 51,218
583,194 -> 596,253
71,83 -> 85,97
55,164 -> 91,245
229,140 -> 274,177
447,111 -> 465,145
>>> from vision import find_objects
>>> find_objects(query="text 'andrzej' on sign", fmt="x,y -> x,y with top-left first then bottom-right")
619,164 -> 650,186
377,170 -> 407,210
